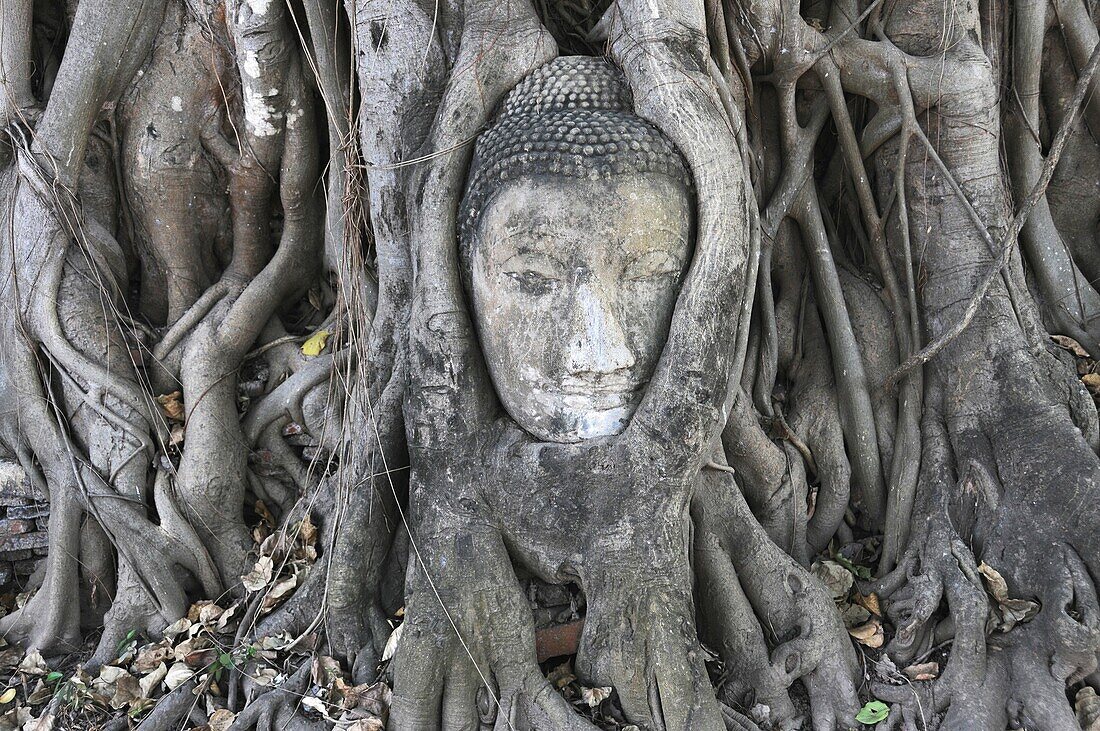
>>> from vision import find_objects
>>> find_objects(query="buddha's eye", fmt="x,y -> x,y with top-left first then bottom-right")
501,255 -> 562,292
506,269 -> 559,285
623,251 -> 681,282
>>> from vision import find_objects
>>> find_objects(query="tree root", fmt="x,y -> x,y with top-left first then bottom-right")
228,661 -> 327,731
390,554 -> 599,731
695,467 -> 862,730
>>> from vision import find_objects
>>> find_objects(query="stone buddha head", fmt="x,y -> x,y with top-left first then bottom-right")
459,56 -> 695,443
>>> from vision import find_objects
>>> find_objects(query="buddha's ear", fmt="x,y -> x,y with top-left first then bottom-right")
608,0 -> 757,475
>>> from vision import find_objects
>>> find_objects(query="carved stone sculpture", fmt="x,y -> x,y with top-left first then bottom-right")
459,57 -> 694,442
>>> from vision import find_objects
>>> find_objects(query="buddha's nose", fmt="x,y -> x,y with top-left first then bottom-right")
566,284 -> 635,376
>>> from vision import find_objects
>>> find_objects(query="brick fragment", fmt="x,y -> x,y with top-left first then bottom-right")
0,519 -> 34,536
7,505 -> 48,520
0,531 -> 48,552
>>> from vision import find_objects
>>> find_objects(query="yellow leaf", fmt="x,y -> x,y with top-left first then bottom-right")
0,688 -> 15,704
301,330 -> 330,357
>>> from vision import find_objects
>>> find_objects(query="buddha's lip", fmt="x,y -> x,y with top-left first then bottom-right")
556,378 -> 644,397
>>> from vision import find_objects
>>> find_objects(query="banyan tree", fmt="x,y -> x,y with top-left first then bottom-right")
0,0 -> 1099,729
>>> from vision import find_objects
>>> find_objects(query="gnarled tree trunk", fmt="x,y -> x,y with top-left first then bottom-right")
0,0 -> 1098,729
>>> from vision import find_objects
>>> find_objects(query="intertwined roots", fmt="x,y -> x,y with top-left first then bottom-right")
1,0 -> 1099,729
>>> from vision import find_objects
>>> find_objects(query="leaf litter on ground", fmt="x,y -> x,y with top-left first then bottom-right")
0,511 -> 376,730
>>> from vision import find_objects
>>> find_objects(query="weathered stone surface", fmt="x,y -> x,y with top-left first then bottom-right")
12,559 -> 40,575
0,519 -> 34,536
460,59 -> 694,443
0,531 -> 48,552
0,461 -> 42,503
7,504 -> 49,520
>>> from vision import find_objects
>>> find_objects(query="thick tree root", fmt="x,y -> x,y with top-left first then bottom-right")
390,552 -> 598,731
695,467 -> 861,730
229,662 -> 327,731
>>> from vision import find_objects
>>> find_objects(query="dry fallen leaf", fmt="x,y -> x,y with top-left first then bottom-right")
215,603 -> 239,632
262,575 -> 298,611
208,709 -> 237,731
92,665 -> 130,700
346,719 -> 385,731
839,602 -> 871,629
163,618 -> 191,638
811,560 -> 854,602
580,686 -> 612,707
298,514 -> 318,548
855,591 -> 881,616
242,557 -> 274,593
22,711 -> 53,731
0,689 -> 14,705
134,641 -> 173,673
188,601 -> 226,624
255,500 -> 276,527
1053,335 -> 1091,358
138,663 -> 167,698
26,680 -> 52,706
977,561 -> 1040,631
156,392 -> 185,422
343,681 -> 391,715
110,674 -> 140,710
847,619 -> 885,648
300,695 -> 331,718
164,662 -> 194,691
0,704 -> 31,731
382,624 -> 403,663
16,652 -> 46,677
252,668 -> 279,687
903,661 -> 939,681
312,655 -> 343,687
547,661 -> 575,690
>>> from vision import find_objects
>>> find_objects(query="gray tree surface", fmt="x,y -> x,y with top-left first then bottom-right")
0,0 -> 1099,729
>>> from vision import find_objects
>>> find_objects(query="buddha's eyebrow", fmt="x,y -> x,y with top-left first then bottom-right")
495,219 -> 575,245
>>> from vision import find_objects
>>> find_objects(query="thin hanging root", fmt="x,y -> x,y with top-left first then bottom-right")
883,39 -> 1100,387
242,352 -> 343,444
817,51 -> 923,570
1007,0 -> 1100,357
790,187 -> 885,525
27,189 -> 161,439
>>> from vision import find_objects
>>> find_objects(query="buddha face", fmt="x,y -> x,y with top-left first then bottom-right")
468,173 -> 694,443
